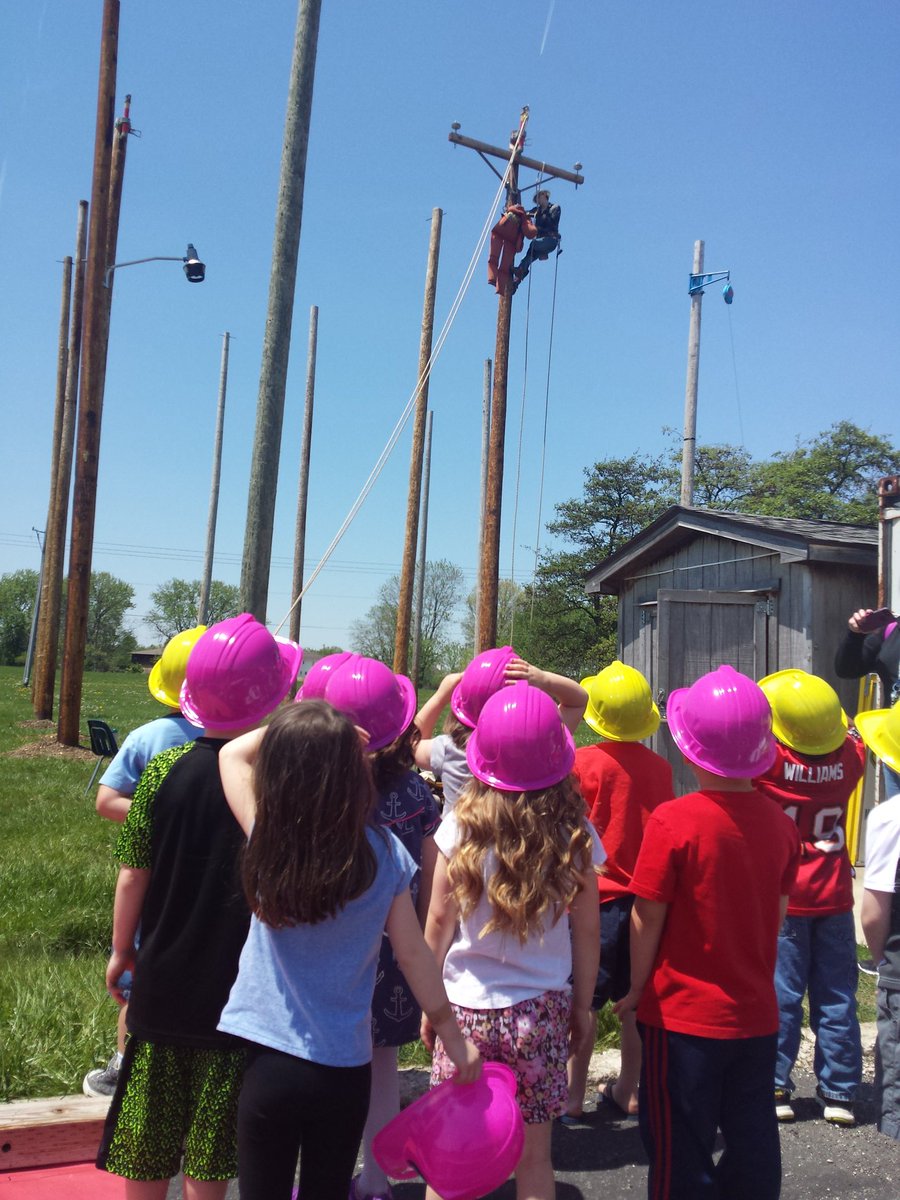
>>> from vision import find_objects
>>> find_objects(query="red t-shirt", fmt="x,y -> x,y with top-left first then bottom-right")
631,788 -> 799,1039
753,736 -> 866,917
573,741 -> 674,902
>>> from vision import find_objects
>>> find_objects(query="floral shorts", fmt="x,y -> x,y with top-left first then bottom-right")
430,989 -> 571,1123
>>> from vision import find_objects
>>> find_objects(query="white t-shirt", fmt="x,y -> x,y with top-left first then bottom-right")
865,797 -> 900,892
434,810 -> 606,1008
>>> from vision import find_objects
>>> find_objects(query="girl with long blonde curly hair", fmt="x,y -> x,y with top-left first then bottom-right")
422,680 -> 604,1200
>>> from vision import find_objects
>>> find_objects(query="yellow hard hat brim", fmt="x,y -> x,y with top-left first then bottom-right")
855,709 -> 900,772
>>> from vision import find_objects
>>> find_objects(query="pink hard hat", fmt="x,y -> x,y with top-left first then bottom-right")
294,650 -> 353,701
179,613 -> 302,732
666,664 -> 777,778
466,681 -> 575,792
451,645 -> 517,728
322,654 -> 417,751
373,1062 -> 524,1200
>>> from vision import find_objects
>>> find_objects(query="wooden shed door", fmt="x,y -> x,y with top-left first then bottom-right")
656,588 -> 773,792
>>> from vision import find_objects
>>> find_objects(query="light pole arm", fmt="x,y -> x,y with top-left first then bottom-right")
104,256 -> 184,288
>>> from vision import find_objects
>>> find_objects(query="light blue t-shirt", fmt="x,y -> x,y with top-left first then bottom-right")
99,714 -> 199,792
218,825 -> 417,1066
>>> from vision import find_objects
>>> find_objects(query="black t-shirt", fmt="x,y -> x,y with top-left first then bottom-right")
116,738 -> 250,1047
835,623 -> 900,700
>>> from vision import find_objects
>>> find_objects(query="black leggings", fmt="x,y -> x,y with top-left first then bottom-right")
238,1043 -> 371,1200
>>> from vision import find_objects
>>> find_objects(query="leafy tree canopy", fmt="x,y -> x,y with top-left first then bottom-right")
147,578 -> 241,642
0,568 -> 39,665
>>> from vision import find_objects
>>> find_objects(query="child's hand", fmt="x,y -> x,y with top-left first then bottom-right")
448,1037 -> 482,1085
420,1013 -> 436,1052
106,949 -> 135,1006
504,657 -> 545,688
612,987 -> 641,1019
568,1005 -> 594,1054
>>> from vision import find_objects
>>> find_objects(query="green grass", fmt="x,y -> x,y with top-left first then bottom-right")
0,666 -> 880,1100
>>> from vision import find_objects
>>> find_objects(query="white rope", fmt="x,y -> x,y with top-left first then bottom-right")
274,126 -> 527,636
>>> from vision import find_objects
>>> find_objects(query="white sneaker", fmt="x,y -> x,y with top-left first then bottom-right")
83,1053 -> 120,1098
774,1089 -> 795,1122
817,1091 -> 856,1126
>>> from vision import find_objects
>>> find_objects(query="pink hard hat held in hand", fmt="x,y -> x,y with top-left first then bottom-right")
294,650 -> 353,701
466,680 -> 575,792
666,664 -> 777,778
373,1062 -> 524,1200
321,654 -> 417,751
179,613 -> 302,732
451,645 -> 518,728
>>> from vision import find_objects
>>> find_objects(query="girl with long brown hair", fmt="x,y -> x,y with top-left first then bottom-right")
217,700 -> 479,1200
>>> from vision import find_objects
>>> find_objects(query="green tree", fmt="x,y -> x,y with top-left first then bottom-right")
349,559 -> 464,683
459,578 -> 527,651
84,571 -> 137,671
0,568 -> 39,665
745,421 -> 899,523
147,578 -> 241,642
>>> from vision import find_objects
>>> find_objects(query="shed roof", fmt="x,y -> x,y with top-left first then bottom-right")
585,506 -> 877,596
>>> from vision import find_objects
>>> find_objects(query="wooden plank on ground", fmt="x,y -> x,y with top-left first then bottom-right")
0,1096 -> 109,1170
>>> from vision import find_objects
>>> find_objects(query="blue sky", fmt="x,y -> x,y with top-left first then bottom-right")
2,2 -> 898,651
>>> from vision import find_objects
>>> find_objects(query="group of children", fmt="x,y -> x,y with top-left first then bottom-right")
87,616 -> 899,1200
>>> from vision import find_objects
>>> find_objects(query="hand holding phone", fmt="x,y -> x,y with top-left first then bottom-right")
852,607 -> 894,633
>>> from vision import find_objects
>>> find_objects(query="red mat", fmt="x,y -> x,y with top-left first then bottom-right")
0,1162 -> 126,1196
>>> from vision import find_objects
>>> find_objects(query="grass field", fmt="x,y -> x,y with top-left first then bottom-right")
0,665 -> 878,1101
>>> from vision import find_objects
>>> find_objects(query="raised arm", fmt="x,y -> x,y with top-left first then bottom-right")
503,657 -> 588,733
413,672 -> 463,767
218,728 -> 266,836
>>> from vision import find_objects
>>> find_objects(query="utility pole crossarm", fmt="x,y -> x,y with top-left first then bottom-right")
448,131 -> 584,186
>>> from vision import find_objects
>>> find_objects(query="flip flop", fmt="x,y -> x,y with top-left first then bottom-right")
597,1079 -> 637,1119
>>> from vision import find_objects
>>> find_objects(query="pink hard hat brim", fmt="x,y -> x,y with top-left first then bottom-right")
666,686 -> 778,778
466,722 -> 576,792
180,637 -> 303,731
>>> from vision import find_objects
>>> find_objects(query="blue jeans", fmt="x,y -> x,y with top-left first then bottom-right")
774,911 -> 862,1102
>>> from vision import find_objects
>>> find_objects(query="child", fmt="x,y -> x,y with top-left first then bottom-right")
96,614 -> 303,1200
313,654 -> 442,1200
414,648 -> 587,811
84,624 -> 206,1098
854,702 -> 900,1141
614,665 -> 800,1200
217,700 -> 480,1200
423,681 -> 603,1200
755,669 -> 866,1126
565,661 -> 674,1122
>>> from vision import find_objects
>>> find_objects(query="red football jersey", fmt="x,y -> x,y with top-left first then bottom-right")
631,788 -> 799,1039
573,741 -> 674,902
754,736 -> 866,916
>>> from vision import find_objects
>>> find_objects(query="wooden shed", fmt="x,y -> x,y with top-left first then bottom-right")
584,506 -> 878,793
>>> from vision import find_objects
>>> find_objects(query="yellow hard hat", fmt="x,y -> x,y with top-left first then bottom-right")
148,625 -> 207,709
580,660 -> 659,742
758,669 -> 847,755
855,706 -> 900,772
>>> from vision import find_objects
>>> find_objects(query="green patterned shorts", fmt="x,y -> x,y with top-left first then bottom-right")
97,1036 -> 245,1181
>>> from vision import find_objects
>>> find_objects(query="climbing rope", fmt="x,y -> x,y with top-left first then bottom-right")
274,124 -> 529,637
529,249 -> 561,622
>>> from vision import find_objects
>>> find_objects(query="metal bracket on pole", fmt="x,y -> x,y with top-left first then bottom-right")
689,270 -> 731,295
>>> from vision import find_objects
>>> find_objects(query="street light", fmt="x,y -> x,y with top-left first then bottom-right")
681,240 -> 733,505
104,243 -> 205,288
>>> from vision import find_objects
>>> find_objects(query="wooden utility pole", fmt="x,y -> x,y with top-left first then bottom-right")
198,332 -> 231,626
241,0 -> 322,623
58,1 -> 121,745
448,111 -> 583,651
410,410 -> 434,689
681,239 -> 704,506
32,202 -> 89,719
474,358 -> 491,648
394,209 -> 442,675
289,306 -> 318,644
